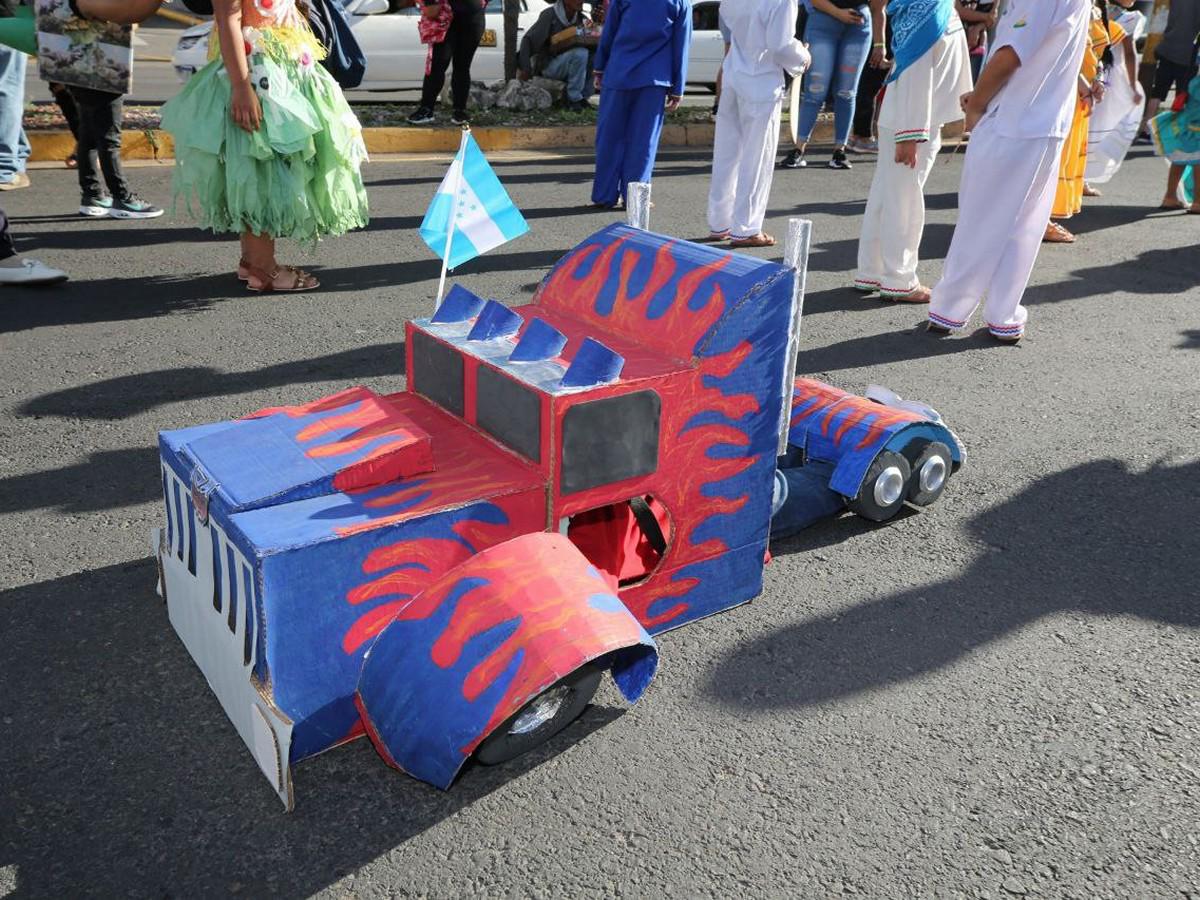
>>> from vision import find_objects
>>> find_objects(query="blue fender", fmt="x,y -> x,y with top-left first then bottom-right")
355,532 -> 658,789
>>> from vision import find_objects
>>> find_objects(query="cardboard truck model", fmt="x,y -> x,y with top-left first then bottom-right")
153,223 -> 962,809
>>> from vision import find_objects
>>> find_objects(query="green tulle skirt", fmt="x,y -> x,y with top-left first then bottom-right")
161,30 -> 369,244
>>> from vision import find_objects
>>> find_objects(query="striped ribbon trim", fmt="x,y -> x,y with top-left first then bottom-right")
928,311 -> 966,329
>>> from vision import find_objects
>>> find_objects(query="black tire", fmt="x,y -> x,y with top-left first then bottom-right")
906,441 -> 953,507
474,663 -> 604,766
847,450 -> 911,522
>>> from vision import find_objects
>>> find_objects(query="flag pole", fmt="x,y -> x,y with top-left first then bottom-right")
435,125 -> 470,311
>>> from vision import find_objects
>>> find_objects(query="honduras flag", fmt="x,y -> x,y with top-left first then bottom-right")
419,133 -> 529,269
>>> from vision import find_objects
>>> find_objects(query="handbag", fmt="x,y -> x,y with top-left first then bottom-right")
307,0 -> 367,89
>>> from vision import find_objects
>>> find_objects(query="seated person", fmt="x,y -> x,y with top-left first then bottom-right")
517,0 -> 594,109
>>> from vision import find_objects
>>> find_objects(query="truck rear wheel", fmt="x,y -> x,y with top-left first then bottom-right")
906,441 -> 953,507
474,663 -> 604,767
848,450 -> 911,522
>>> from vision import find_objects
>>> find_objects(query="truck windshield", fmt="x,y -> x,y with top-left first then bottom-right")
560,391 -> 660,494
411,330 -> 464,416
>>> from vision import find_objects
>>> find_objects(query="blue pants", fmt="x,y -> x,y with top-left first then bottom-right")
592,86 -> 667,206
543,47 -> 592,103
0,46 -> 30,182
795,6 -> 872,147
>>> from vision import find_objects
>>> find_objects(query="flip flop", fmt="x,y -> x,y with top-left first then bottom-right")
886,286 -> 932,304
729,233 -> 776,248
246,263 -> 319,293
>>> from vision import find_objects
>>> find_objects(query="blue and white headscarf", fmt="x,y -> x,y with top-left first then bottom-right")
885,0 -> 954,84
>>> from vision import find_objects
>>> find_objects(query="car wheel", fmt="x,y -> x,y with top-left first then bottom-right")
474,663 -> 604,766
906,441 -> 953,507
848,450 -> 911,522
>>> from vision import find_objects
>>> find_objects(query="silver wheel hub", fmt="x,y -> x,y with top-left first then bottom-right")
919,456 -> 947,494
509,685 -> 571,735
874,466 -> 906,507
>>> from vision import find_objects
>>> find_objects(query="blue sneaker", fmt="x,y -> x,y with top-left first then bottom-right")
79,195 -> 112,217
109,195 -> 164,219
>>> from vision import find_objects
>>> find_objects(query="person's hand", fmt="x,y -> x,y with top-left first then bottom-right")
594,70 -> 603,92
959,90 -> 973,112
962,93 -> 986,132
517,68 -> 530,81
869,45 -> 887,69
985,9 -> 998,28
1091,80 -> 1107,104
231,81 -> 262,132
894,140 -> 918,168
666,94 -> 681,111
834,8 -> 864,25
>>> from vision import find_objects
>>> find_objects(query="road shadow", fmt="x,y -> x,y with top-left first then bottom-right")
0,446 -> 162,514
1055,201 -> 1158,237
1024,246 -> 1200,307
19,342 -> 406,421
799,324 -> 1003,375
703,457 -> 1199,711
0,271 -> 238,335
11,223 -> 220,251
0,560 -> 627,897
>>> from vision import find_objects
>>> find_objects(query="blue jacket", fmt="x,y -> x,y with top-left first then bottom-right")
594,0 -> 692,96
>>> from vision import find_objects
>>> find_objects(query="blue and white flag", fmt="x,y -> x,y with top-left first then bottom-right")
419,133 -> 529,270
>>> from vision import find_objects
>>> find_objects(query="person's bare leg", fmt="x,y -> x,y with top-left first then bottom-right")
1162,164 -> 1186,209
1140,97 -> 1161,136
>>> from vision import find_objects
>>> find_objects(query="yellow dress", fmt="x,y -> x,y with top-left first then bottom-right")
1052,15 -> 1126,220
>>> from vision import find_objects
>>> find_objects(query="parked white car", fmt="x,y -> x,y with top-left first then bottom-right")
172,0 -> 724,91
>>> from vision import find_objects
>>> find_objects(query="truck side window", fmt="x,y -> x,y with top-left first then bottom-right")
411,330 -> 465,416
477,365 -> 542,462
560,391 -> 660,494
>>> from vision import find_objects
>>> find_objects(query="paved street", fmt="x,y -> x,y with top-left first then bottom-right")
1,145 -> 1198,898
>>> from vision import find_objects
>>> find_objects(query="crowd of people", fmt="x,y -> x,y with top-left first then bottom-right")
0,0 -> 1194,344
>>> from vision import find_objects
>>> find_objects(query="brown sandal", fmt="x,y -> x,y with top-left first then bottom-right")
887,285 -> 932,304
1043,222 -> 1075,243
729,233 -> 776,248
236,257 -> 251,282
245,263 -> 320,293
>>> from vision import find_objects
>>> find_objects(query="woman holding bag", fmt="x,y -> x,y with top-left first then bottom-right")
160,0 -> 369,292
408,0 -> 487,126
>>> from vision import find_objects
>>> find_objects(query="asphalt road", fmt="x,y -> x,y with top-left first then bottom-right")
1,144 -> 1198,899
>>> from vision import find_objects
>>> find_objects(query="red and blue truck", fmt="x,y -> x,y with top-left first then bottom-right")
154,222 -> 962,808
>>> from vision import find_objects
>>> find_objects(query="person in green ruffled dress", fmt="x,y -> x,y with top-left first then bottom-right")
161,0 -> 369,292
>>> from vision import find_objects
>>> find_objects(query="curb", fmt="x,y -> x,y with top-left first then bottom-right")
27,120 -> 963,163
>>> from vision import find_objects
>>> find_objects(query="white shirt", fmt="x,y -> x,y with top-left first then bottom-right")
879,15 -> 973,140
719,0 -> 811,103
983,0 -> 1091,140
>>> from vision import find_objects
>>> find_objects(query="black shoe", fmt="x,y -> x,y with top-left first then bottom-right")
567,99 -> 593,111
450,110 -> 470,126
828,149 -> 852,170
1133,131 -> 1153,146
408,106 -> 435,125
781,148 -> 806,169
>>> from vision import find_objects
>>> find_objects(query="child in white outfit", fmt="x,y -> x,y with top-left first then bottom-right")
927,0 -> 1091,341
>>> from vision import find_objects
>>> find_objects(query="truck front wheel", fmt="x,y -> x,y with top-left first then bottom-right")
848,451 -> 911,522
474,663 -> 604,766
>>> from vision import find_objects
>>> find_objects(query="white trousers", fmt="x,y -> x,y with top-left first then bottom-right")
855,127 -> 943,296
707,89 -> 782,239
929,119 -> 1063,337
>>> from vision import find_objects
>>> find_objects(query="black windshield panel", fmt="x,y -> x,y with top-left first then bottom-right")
477,365 -> 542,462
412,330 -> 464,416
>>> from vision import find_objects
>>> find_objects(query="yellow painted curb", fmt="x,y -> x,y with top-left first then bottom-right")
155,7 -> 204,26
28,123 -> 717,162
25,120 -> 971,164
